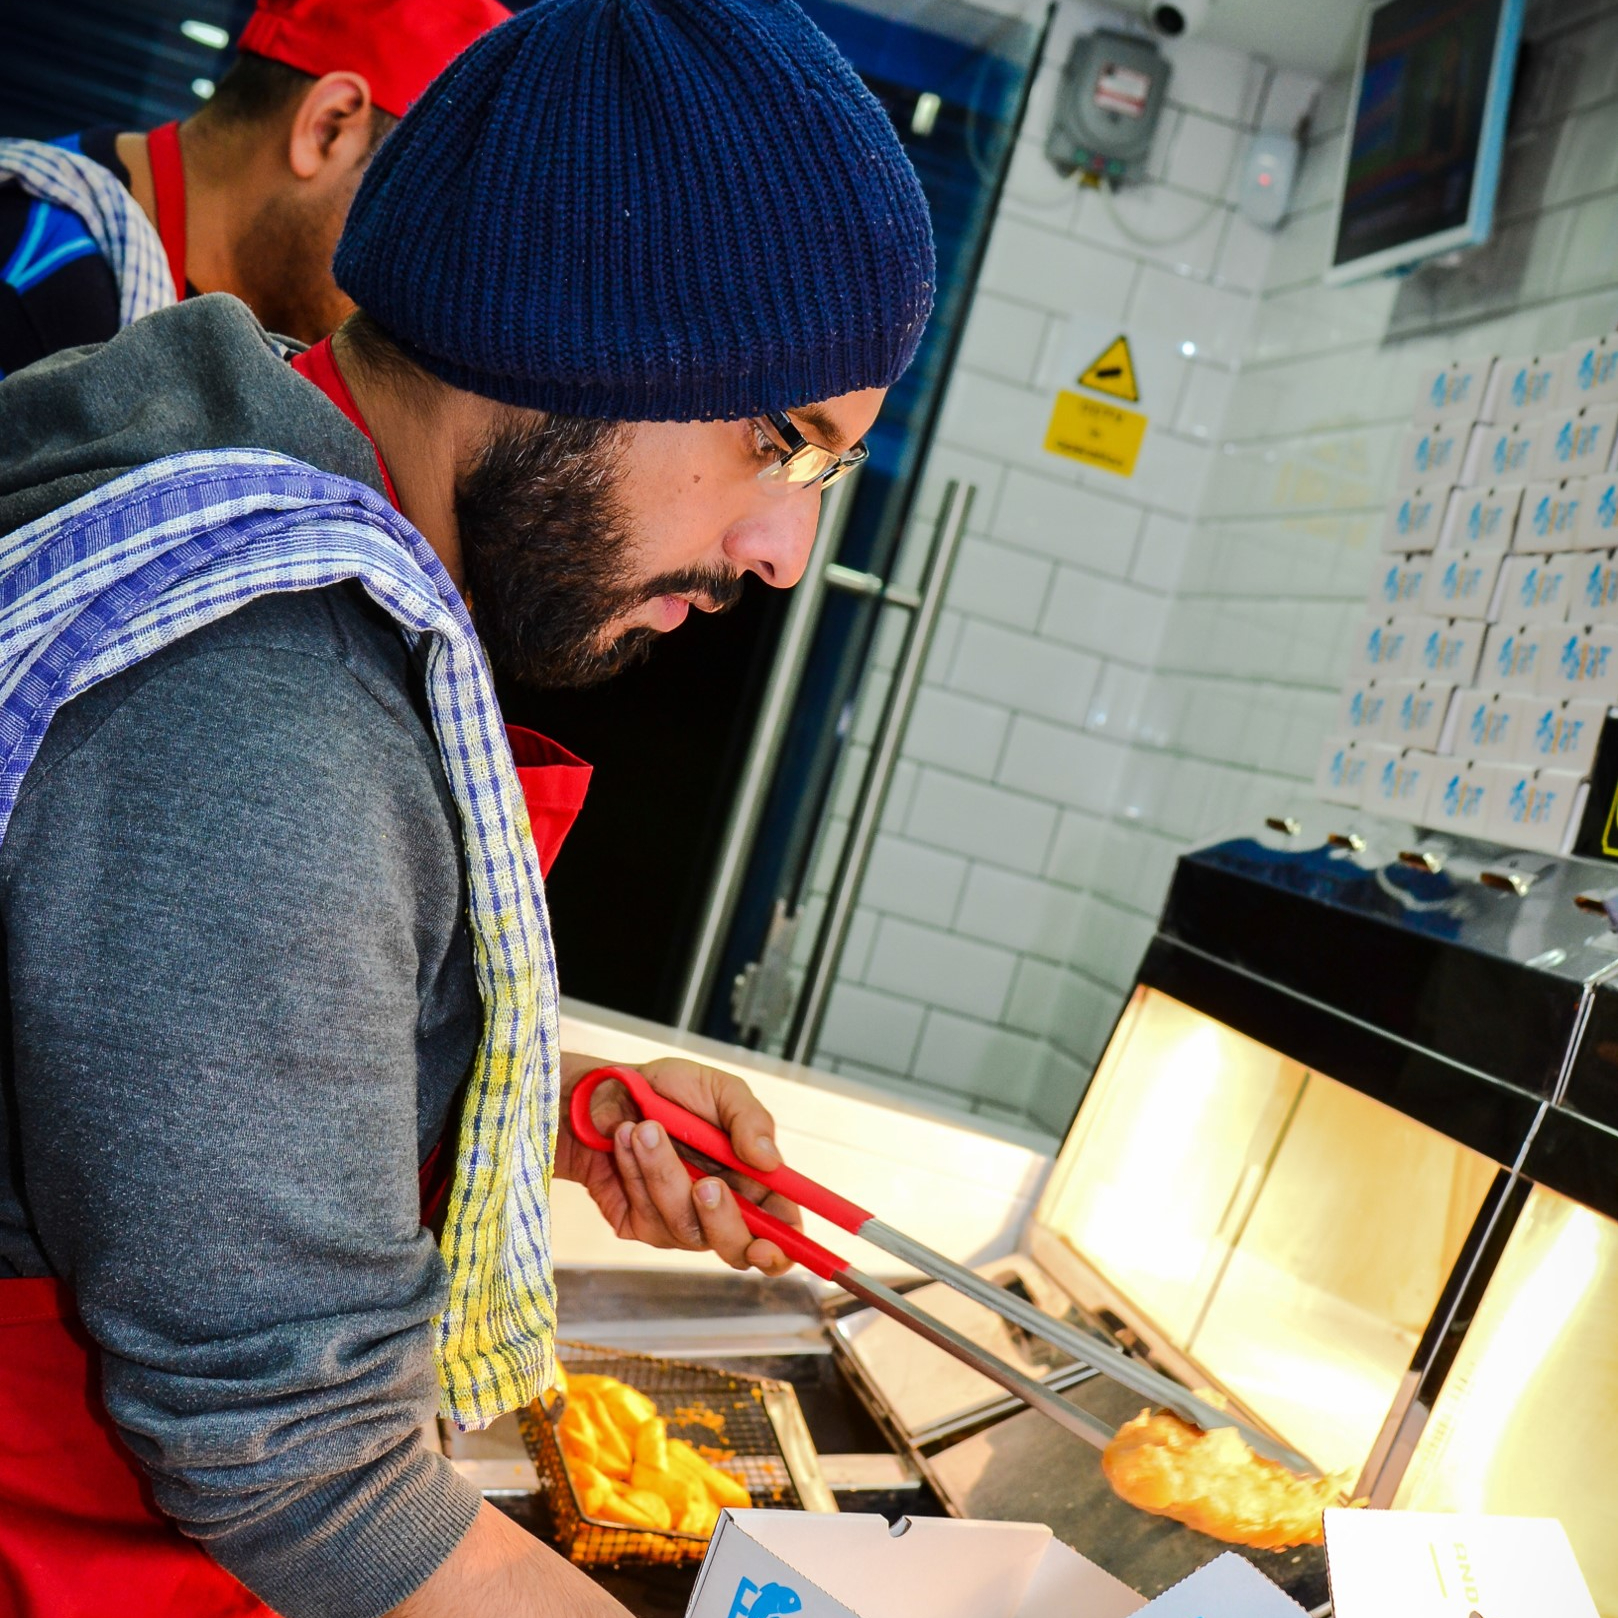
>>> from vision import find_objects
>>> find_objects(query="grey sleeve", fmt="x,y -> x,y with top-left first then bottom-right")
0,617 -> 482,1617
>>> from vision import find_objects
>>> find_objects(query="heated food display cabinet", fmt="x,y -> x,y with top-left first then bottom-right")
833,808 -> 1618,1615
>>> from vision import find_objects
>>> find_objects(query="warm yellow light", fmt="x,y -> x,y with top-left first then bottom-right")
1444,1202 -> 1601,1512
1396,1188 -> 1618,1618
1038,987 -> 1497,1478
1072,1020 -> 1226,1289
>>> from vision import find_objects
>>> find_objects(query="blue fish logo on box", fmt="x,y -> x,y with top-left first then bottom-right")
1492,631 -> 1517,679
1556,421 -> 1575,463
1600,484 -> 1618,531
1430,375 -> 1448,411
1580,350 -> 1597,391
729,1579 -> 804,1618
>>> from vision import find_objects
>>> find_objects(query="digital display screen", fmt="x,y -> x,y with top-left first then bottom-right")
1333,0 -> 1507,270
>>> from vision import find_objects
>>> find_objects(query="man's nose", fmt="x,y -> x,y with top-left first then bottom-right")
728,492 -> 822,589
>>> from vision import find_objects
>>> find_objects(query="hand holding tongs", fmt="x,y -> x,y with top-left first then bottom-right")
570,1067 -> 1317,1474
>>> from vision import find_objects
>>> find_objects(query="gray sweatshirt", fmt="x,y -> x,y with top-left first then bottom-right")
0,297 -> 486,1617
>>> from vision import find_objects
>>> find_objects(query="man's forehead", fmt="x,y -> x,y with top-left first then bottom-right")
788,401 -> 849,451
787,387 -> 887,450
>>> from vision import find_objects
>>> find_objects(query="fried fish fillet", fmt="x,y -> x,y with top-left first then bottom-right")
1102,1408 -> 1355,1550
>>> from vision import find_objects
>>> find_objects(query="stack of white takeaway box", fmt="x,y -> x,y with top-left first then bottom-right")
1319,332 -> 1618,853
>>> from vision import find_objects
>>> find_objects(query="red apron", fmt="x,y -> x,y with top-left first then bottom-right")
0,1283 -> 272,1617
0,343 -> 591,1614
146,121 -> 187,302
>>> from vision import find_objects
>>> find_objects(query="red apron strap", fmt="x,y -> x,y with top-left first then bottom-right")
0,1281 -> 272,1617
289,338 -> 402,507
146,121 -> 187,303
505,724 -> 591,878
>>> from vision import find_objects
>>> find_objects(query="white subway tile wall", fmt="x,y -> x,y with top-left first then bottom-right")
812,0 -> 1618,1139
809,0 -> 1276,1131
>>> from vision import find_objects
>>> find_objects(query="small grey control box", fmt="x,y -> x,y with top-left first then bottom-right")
1044,29 -> 1171,187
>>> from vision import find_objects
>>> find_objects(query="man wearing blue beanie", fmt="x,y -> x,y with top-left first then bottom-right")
0,2 -> 932,1616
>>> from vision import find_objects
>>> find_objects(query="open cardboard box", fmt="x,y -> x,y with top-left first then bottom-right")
688,1509 -> 1602,1618
1323,1510 -> 1599,1618
687,1513 -> 1306,1618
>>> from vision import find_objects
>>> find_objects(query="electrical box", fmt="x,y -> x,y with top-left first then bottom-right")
1044,29 -> 1171,187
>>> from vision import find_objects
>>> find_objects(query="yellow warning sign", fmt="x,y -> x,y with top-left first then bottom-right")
1044,391 -> 1147,477
1078,335 -> 1140,403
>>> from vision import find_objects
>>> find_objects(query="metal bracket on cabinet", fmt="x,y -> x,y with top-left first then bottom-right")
1479,868 -> 1536,897
1575,888 -> 1618,929
731,899 -> 802,1047
822,561 -> 924,613
1397,848 -> 1446,874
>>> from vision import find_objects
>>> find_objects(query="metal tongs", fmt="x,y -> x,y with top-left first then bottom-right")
570,1068 -> 1317,1475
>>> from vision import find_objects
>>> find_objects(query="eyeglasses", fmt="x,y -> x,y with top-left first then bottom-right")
757,410 -> 869,492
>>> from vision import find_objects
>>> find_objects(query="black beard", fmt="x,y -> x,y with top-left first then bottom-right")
454,413 -> 743,690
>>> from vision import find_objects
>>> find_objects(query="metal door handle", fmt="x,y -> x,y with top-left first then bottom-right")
785,479 -> 976,1061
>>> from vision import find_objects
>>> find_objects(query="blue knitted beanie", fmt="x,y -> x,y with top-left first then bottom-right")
333,0 -> 935,421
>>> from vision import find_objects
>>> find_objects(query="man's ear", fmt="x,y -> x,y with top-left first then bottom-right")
286,70 -> 374,180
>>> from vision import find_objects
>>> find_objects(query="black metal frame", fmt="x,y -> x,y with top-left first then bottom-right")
1084,809 -> 1618,1506
831,808 -> 1618,1588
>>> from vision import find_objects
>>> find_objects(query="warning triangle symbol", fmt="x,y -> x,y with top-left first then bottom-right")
1079,335 -> 1139,403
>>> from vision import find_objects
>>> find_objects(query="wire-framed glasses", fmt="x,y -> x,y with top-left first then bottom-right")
756,410 -> 869,492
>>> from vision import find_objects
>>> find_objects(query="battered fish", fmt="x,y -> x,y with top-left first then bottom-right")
1102,1407 -> 1356,1550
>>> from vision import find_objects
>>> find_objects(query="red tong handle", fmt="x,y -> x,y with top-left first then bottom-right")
568,1066 -> 867,1282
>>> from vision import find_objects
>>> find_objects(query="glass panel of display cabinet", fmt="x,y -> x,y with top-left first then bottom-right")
1038,988 -> 1309,1349
1393,1184 -> 1618,1618
1034,987 -> 1497,1478
1184,1071 -> 1497,1474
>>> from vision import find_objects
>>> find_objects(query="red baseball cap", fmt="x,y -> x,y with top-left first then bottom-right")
237,0 -> 512,119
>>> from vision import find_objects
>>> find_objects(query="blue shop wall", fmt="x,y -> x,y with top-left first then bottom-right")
0,3 -> 251,137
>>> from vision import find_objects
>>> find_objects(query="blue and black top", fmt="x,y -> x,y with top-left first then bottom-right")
0,130 -> 127,379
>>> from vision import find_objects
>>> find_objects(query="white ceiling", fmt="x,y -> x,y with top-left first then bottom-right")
1116,0 -> 1367,79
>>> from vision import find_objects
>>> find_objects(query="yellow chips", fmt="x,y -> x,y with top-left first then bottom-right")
550,1370 -> 753,1556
